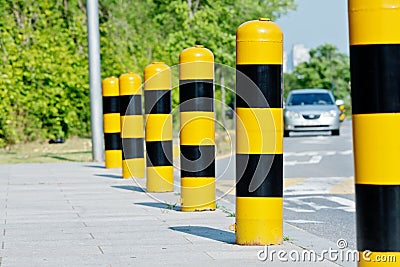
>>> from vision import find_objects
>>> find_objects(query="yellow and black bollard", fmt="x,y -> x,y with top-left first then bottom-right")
144,62 -> 174,192
119,73 -> 145,178
235,18 -> 283,245
349,1 -> 400,265
179,45 -> 216,211
102,77 -> 122,168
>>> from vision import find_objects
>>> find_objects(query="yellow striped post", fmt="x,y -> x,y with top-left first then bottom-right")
235,18 -> 283,245
179,45 -> 216,212
102,77 -> 122,168
119,73 -> 145,179
349,1 -> 400,265
144,62 -> 174,192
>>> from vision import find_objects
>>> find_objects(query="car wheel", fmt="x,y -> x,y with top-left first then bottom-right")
284,130 -> 290,137
332,129 -> 340,136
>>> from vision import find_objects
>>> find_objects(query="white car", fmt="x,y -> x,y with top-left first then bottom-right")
284,89 -> 342,137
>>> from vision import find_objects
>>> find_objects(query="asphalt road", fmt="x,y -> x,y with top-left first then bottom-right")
216,119 -> 356,249
283,120 -> 356,249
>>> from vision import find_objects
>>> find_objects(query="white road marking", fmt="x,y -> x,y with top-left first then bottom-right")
285,150 -> 352,157
284,155 -> 322,166
325,151 -> 336,156
286,219 -> 324,224
284,177 -> 348,196
284,207 -> 315,213
309,155 -> 322,164
340,150 -> 353,155
285,195 -> 355,213
285,196 -> 330,213
325,196 -> 355,212
284,150 -> 352,166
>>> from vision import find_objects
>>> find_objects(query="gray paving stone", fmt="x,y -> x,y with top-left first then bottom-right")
0,162 -> 344,267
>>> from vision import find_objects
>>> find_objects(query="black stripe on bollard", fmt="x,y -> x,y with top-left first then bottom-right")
236,154 -> 283,197
144,90 -> 172,114
179,80 -> 214,112
350,44 -> 400,114
121,138 -> 144,160
146,141 -> 173,167
180,145 -> 215,178
104,133 -> 122,150
356,184 -> 400,252
103,96 -> 120,114
236,65 -> 282,108
120,95 -> 142,116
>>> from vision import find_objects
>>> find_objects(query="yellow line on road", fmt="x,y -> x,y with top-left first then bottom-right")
284,178 -> 307,188
329,176 -> 355,194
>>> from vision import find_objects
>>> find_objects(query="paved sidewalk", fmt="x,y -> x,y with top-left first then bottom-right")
0,163 -> 354,266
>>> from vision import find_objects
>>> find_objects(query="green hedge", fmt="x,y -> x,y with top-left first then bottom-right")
0,0 -> 91,146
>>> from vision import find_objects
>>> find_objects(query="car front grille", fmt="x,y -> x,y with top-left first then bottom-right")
302,114 -> 321,120
294,125 -> 330,128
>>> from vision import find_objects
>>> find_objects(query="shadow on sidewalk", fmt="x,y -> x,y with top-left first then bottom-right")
96,174 -> 121,179
135,202 -> 180,211
43,154 -> 80,162
170,226 -> 235,244
85,164 -> 106,169
112,185 -> 145,192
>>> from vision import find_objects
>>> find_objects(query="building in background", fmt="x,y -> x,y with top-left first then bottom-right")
284,43 -> 310,73
292,44 -> 310,67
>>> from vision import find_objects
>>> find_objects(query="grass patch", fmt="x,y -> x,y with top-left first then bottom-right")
0,137 -> 92,164
217,204 -> 236,217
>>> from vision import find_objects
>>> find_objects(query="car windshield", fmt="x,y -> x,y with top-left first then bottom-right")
287,92 -> 334,106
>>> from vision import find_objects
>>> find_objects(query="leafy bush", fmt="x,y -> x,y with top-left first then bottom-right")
0,0 -> 90,146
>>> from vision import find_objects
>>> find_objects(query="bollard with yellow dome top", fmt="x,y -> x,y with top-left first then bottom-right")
235,18 -> 283,245
349,0 -> 400,265
102,76 -> 122,168
119,72 -> 145,178
179,45 -> 216,212
144,62 -> 174,192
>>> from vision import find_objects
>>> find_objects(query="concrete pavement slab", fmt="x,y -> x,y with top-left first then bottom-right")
0,162 -> 349,266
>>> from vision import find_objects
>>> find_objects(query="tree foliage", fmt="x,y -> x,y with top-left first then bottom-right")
284,44 -> 350,101
0,0 -> 296,147
151,0 -> 296,66
0,0 -> 89,146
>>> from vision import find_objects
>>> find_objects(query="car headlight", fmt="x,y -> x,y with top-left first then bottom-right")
285,111 -> 300,118
322,110 -> 338,117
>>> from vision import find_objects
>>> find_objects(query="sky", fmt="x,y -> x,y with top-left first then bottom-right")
276,0 -> 349,54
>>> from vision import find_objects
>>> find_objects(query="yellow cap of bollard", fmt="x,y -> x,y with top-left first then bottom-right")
144,62 -> 171,90
236,19 -> 283,65
119,72 -> 142,96
102,76 -> 119,97
179,45 -> 214,80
